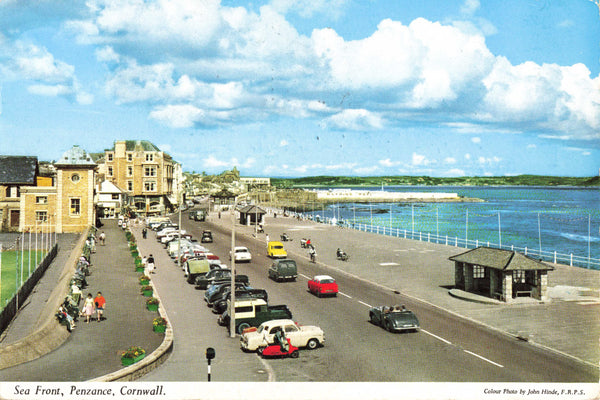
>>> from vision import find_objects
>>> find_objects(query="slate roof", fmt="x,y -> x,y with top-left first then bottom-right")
54,145 -> 96,167
449,247 -> 554,271
106,140 -> 161,152
239,205 -> 266,214
0,156 -> 38,184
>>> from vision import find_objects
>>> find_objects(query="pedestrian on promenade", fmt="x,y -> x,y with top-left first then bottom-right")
147,254 -> 156,274
266,234 -> 270,243
94,292 -> 106,322
82,293 -> 95,323
142,227 -> 147,239
98,231 -> 106,245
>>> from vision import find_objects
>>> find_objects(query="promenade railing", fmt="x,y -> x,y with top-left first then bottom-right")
319,218 -> 600,270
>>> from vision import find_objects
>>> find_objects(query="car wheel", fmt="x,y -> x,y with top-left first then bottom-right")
316,290 -> 321,298
306,338 -> 319,350
369,313 -> 376,324
385,320 -> 393,332
290,350 -> 299,358
237,323 -> 251,335
257,347 -> 265,355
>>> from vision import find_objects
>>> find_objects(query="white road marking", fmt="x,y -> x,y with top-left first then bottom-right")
358,300 -> 372,308
420,329 -> 452,345
379,262 -> 399,266
299,273 -> 311,280
463,350 -> 504,368
338,291 -> 352,299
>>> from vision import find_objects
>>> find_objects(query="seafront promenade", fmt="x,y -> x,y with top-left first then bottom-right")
0,209 -> 597,384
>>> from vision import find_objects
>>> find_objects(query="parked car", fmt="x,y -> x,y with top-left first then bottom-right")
240,319 -> 324,352
218,299 -> 291,334
201,230 -> 213,243
307,275 -> 338,297
204,282 -> 248,307
230,246 -> 252,263
268,259 -> 297,282
213,287 -> 268,314
183,259 -> 218,284
368,305 -> 420,333
194,269 -> 250,290
267,241 -> 287,258
157,228 -> 185,240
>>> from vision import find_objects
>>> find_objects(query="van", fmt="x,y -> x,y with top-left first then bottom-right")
267,241 -> 287,258
268,259 -> 297,282
184,259 -> 213,284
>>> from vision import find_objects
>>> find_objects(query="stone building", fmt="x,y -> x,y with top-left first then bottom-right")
17,146 -> 97,233
101,140 -> 175,215
449,247 -> 554,302
0,156 -> 42,231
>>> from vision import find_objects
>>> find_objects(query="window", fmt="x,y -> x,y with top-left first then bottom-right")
36,211 -> 48,222
145,153 -> 154,162
107,166 -> 113,176
70,198 -> 81,215
473,265 -> 485,279
36,196 -> 48,204
71,173 -> 80,183
127,181 -> 133,191
107,153 -> 113,161
111,194 -> 119,200
127,153 -> 133,162
7,186 -> 20,198
144,181 -> 156,192
127,166 -> 133,177
144,166 -> 157,177
513,270 -> 526,283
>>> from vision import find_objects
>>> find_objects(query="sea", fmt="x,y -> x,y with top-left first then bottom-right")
305,186 -> 600,270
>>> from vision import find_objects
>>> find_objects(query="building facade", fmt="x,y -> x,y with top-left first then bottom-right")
0,156 -> 41,231
102,140 -> 175,215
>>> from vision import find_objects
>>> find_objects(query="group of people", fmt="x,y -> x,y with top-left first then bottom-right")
80,291 -> 107,323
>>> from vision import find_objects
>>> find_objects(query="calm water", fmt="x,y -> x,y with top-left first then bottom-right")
308,186 -> 600,269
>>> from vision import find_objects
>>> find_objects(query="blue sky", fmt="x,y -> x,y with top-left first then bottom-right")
0,0 -> 598,177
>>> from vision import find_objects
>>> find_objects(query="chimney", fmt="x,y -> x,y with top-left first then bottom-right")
115,141 -> 126,158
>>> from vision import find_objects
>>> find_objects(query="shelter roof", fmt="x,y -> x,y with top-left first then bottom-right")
239,205 -> 266,214
54,145 -> 96,167
449,247 -> 554,271
0,156 -> 38,184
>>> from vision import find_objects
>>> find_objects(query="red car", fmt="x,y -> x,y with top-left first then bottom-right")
307,275 -> 338,297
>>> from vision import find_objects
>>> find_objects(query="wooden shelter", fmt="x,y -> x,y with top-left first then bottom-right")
238,204 -> 266,225
449,247 -> 554,302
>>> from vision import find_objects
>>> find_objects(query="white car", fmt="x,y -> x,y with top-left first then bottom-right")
230,246 -> 252,263
240,319 -> 324,352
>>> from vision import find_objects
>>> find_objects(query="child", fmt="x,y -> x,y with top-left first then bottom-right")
94,292 -> 106,322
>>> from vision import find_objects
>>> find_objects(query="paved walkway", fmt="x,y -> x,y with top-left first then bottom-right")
0,220 -> 163,381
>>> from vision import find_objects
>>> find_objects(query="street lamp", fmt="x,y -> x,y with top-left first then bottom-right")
230,192 -> 249,337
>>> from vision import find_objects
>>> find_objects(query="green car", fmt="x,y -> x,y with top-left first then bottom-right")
369,306 -> 420,333
268,259 -> 297,282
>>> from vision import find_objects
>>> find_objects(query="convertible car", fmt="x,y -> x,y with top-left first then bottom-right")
368,305 -> 420,333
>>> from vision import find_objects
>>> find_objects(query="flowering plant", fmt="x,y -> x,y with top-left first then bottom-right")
121,346 -> 145,359
153,317 -> 167,327
139,275 -> 150,283
146,297 -> 160,305
141,285 -> 153,292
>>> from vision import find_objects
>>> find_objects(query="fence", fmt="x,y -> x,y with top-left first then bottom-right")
315,217 -> 600,270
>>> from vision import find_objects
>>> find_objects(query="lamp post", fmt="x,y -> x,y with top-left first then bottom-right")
230,193 -> 248,337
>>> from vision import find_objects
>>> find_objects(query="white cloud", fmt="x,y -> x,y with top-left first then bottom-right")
149,104 -> 205,128
464,153 -> 471,160
446,168 -> 466,176
471,137 -> 481,143
280,140 -> 288,147
412,152 -> 430,166
444,157 -> 457,164
269,0 -> 348,18
460,0 -> 480,16
325,109 -> 383,130
379,158 -> 402,167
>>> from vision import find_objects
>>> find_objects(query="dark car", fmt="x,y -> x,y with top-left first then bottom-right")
201,230 -> 213,243
369,305 -> 420,333
204,282 -> 248,307
212,288 -> 269,314
195,270 -> 249,290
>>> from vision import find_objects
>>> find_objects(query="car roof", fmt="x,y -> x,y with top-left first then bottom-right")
313,275 -> 334,281
234,246 -> 248,251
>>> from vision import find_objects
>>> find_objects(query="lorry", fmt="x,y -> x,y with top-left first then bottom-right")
218,298 -> 292,335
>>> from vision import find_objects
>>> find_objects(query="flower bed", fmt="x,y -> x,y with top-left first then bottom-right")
153,317 -> 167,333
146,297 -> 159,311
141,285 -> 153,297
139,275 -> 150,285
121,346 -> 145,366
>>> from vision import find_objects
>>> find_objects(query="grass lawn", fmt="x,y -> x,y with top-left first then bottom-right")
1,250 -> 47,308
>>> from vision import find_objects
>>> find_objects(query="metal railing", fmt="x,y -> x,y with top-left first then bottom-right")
319,218 -> 600,270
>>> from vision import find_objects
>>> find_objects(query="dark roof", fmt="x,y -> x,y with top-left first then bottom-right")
0,156 -> 38,184
106,140 -> 161,152
239,205 -> 266,214
449,247 -> 554,271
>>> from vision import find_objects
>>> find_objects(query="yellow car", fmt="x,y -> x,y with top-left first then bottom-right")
267,241 -> 287,258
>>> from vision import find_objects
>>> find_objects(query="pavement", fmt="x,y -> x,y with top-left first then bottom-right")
0,208 -> 598,382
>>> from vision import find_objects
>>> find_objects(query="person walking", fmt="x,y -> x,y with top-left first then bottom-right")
142,227 -> 147,239
147,254 -> 156,274
94,292 -> 106,322
98,231 -> 106,245
82,293 -> 95,323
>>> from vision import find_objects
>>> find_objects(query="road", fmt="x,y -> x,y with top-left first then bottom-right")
140,209 -> 597,382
